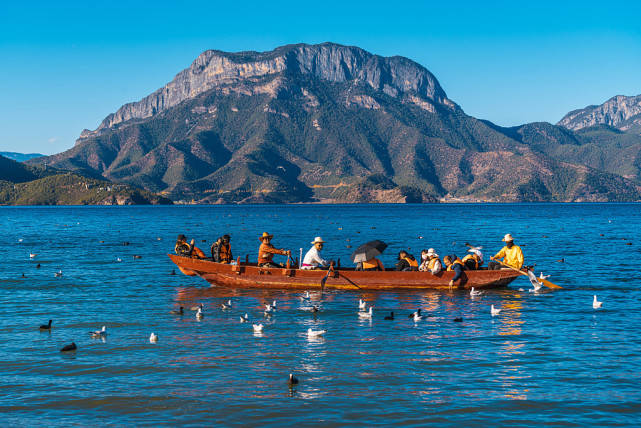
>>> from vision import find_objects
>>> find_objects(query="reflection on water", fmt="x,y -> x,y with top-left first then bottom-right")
2,204 -> 641,425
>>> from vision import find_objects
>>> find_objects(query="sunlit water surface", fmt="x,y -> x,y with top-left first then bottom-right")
1,204 -> 640,426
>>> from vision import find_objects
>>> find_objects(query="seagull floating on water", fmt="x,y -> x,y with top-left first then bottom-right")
470,287 -> 483,297
39,320 -> 52,330
196,307 -> 204,319
409,309 -> 422,319
149,332 -> 158,343
593,295 -> 603,309
240,313 -> 249,323
54,270 -> 63,277
90,326 -> 107,338
253,324 -> 264,333
29,253 -> 37,259
190,303 -> 203,311
264,304 -> 275,314
491,305 -> 502,316
359,306 -> 373,319
221,300 -> 231,310
300,291 -> 311,301
307,328 -> 326,337
116,257 -> 122,262
358,299 -> 367,311
413,311 -> 423,322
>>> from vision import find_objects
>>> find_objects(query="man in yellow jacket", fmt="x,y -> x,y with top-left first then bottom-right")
488,234 -> 524,270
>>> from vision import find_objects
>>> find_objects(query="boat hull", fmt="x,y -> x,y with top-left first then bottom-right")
168,255 -> 521,291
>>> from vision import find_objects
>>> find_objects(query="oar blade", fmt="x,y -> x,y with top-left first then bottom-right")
540,278 -> 563,289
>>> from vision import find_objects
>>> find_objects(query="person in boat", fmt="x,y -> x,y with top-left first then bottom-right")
489,234 -> 524,270
302,237 -> 328,270
419,248 -> 442,274
211,234 -> 233,263
443,254 -> 464,288
258,232 -> 291,268
175,234 -> 206,259
395,250 -> 418,271
357,256 -> 384,271
462,248 -> 483,270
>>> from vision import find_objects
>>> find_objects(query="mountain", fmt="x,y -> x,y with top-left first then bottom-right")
0,152 -> 45,162
0,155 -> 171,205
558,95 -> 641,134
32,43 -> 641,203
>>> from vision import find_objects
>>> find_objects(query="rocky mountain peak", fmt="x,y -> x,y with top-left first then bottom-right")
557,94 -> 641,133
81,43 -> 453,139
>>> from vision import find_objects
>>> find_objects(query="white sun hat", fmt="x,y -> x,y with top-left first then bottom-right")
311,237 -> 325,244
426,248 -> 439,257
502,234 -> 514,242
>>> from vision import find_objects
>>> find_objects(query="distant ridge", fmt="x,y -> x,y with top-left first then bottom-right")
31,43 -> 641,203
558,94 -> 641,134
1,152 -> 44,162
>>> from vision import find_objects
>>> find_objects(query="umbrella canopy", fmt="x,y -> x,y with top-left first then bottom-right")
351,240 -> 388,263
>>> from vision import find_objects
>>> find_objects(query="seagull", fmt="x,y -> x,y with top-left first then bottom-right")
470,287 -> 483,297
384,312 -> 394,320
359,306 -> 373,319
413,311 -> 423,322
491,305 -> 501,316
300,291 -> 311,301
60,342 -> 77,352
264,304 -> 275,314
18,238 -> 23,243
54,270 -> 63,277
288,373 -> 299,386
190,303 -> 203,311
358,299 -> 367,311
39,320 -> 52,330
593,295 -> 603,309
526,270 -> 543,292
29,253 -> 37,259
408,309 -> 422,319
196,307 -> 204,319
253,324 -> 264,333
169,306 -> 184,315
90,326 -> 107,338
221,301 -> 231,310
116,257 -> 122,262
271,300 -> 277,309
539,273 -> 550,280
240,313 -> 249,323
310,305 -> 319,313
307,328 -> 326,337
149,332 -> 158,343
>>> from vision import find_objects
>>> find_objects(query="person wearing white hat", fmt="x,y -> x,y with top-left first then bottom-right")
489,234 -> 524,270
419,248 -> 442,274
301,237 -> 329,270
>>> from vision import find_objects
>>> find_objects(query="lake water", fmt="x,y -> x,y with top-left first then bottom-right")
1,204 -> 640,426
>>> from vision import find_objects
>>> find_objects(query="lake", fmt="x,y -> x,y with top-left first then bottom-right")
1,204 -> 640,426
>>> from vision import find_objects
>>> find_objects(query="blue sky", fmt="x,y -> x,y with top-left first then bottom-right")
1,1 -> 640,154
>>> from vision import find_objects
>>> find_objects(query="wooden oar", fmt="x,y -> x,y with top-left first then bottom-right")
492,258 -> 562,289
320,263 -> 334,293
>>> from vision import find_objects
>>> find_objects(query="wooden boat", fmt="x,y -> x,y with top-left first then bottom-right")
168,254 -> 522,291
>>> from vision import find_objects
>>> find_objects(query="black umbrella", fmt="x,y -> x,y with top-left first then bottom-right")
351,240 -> 388,263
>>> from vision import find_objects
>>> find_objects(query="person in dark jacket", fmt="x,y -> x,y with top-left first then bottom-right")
210,237 -> 223,262
395,250 -> 419,271
443,254 -> 465,289
211,235 -> 233,263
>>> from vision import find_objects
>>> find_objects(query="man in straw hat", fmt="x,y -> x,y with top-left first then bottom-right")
301,237 -> 329,270
488,234 -> 524,270
258,232 -> 291,268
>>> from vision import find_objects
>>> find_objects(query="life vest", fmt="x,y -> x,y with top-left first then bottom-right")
362,258 -> 383,271
175,242 -> 192,257
462,254 -> 479,270
403,256 -> 418,269
219,242 -> 232,263
446,259 -> 464,271
427,257 -> 441,270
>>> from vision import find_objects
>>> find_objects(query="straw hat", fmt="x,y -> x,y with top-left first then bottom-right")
311,237 -> 325,245
502,234 -> 514,242
259,232 -> 274,241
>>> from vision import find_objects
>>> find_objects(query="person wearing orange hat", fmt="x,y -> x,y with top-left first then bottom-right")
257,232 -> 291,268
489,234 -> 524,270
